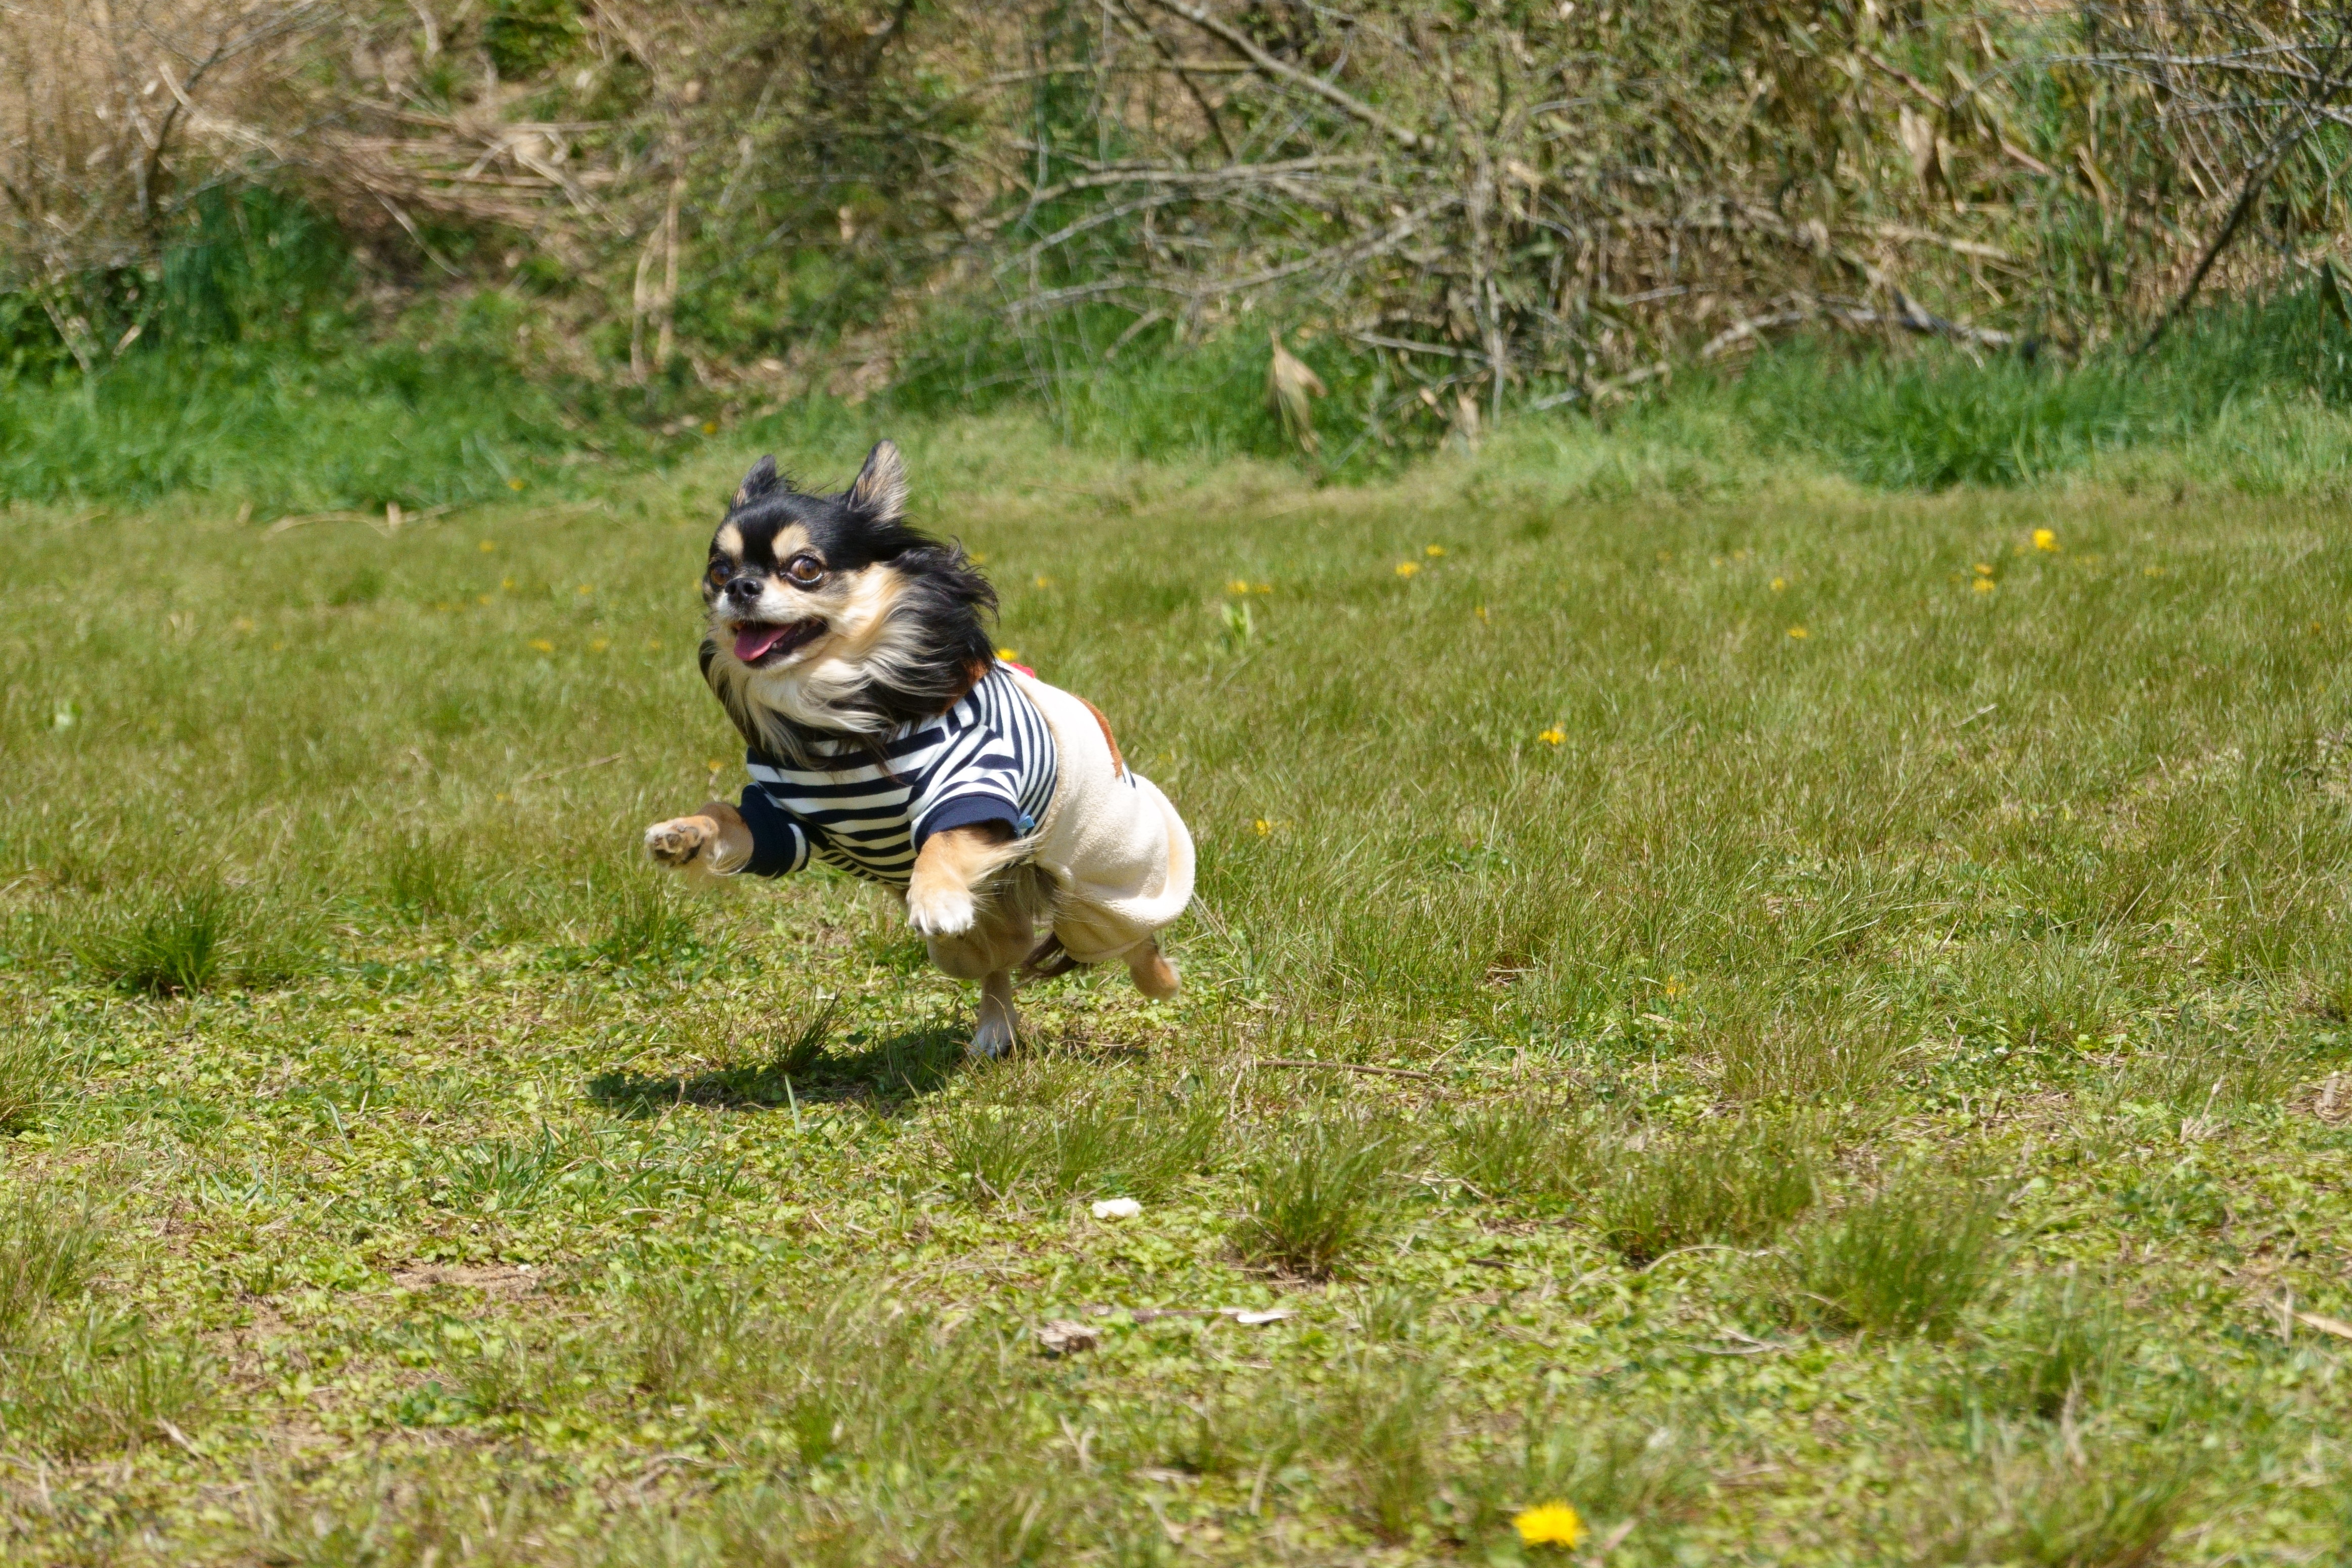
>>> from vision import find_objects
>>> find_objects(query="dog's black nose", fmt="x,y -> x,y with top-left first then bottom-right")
725,575 -> 762,604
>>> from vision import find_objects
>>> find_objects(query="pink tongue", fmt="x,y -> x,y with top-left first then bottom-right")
735,624 -> 792,662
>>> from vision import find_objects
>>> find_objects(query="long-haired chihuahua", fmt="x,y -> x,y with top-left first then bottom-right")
644,441 -> 1194,1057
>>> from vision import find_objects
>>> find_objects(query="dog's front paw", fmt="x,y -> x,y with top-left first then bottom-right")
645,815 -> 719,868
905,878 -> 977,938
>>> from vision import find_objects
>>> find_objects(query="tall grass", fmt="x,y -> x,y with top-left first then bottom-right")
1465,1413 -> 1709,1555
1234,1116 -> 1405,1278
591,878 -> 704,967
934,1081 -> 1222,1202
0,1193 -> 210,1457
1902,1436 -> 2202,1568
1436,1095 -> 1603,1203
1315,1359 -> 1450,1543
6,259 -> 2350,530
1785,1173 -> 2012,1339
1719,285 -> 2352,491
0,1029 -> 64,1134
72,881 -> 314,996
0,1190 -> 105,1335
1956,1274 -> 2128,1421
0,1306 -> 215,1459
890,312 -> 1416,478
0,188 -> 661,513
1593,1122 -> 1822,1265
0,329 -> 620,513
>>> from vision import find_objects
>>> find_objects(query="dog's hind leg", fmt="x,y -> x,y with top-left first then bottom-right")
972,969 -> 1018,1059
924,902 -> 1035,1059
1123,936 -> 1179,1001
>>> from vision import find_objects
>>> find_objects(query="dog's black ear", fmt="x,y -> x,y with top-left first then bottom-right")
844,439 -> 908,523
733,455 -> 782,509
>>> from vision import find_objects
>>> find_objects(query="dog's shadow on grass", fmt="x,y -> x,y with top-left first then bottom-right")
586,1005 -> 968,1119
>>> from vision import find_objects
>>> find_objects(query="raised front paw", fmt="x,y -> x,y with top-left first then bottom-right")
905,877 -> 977,938
644,815 -> 720,868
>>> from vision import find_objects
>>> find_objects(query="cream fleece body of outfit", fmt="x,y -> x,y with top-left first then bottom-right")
1001,668 -> 1194,961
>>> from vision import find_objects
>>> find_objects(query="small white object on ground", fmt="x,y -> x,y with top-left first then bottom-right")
1091,1198 -> 1142,1220
1035,1319 -> 1100,1355
1231,1308 -> 1293,1326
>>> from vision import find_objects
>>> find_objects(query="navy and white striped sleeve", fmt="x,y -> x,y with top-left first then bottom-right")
907,731 -> 1024,847
733,781 -> 811,877
907,675 -> 1044,848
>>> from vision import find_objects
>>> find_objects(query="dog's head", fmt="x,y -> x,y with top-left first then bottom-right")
699,441 -> 996,756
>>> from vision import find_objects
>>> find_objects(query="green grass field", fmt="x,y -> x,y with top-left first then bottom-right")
5,410 -> 2352,1565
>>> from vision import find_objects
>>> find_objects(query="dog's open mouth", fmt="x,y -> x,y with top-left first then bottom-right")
731,618 -> 825,666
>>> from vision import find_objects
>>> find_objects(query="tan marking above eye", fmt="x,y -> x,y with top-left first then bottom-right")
715,522 -> 743,558
764,522 -> 814,564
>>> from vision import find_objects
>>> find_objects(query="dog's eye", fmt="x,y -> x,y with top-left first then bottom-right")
706,560 -> 729,587
783,554 -> 824,587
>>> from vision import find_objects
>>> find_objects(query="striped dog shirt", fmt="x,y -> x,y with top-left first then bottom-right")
729,663 -> 1057,887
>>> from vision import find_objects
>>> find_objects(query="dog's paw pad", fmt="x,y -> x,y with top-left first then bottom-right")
644,818 -> 711,867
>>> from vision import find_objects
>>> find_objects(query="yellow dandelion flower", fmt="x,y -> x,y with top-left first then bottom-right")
1396,561 -> 1421,577
701,420 -> 719,435
479,540 -> 496,553
2033,528 -> 2058,552
1426,544 -> 1446,557
1972,577 -> 1996,594
529,638 -> 555,653
1973,562 -> 1994,576
1476,605 -> 1490,623
1228,579 -> 1252,593
1537,726 -> 1565,746
590,638 -> 609,652
1034,574 -> 1053,589
1770,576 -> 1787,592
1787,625 -> 1809,639
507,476 -> 526,491
707,759 -> 724,772
997,648 -> 1020,662
502,577 -> 515,591
1513,1502 -> 1584,1548
1254,818 -> 1273,836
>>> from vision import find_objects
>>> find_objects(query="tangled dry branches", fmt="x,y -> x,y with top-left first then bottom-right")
4,2 -> 2347,399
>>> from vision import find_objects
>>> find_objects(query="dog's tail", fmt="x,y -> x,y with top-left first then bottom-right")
1019,931 -> 1084,981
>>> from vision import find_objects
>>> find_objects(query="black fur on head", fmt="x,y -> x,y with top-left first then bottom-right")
697,440 -> 998,763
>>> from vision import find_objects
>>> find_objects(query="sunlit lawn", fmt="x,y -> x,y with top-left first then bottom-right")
3,416 -> 2351,1564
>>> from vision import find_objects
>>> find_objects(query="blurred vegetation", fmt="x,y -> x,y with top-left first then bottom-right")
3,3 -> 2351,505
